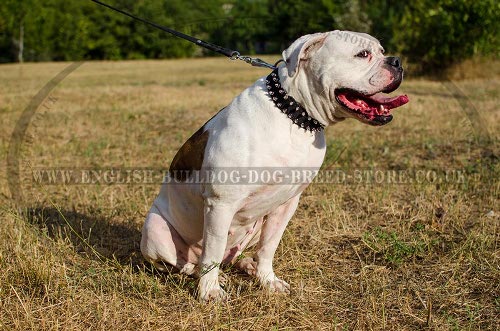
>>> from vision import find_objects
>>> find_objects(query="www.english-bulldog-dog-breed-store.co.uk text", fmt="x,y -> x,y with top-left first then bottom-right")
141,30 -> 410,301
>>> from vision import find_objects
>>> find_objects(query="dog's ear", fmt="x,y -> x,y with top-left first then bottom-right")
282,32 -> 327,77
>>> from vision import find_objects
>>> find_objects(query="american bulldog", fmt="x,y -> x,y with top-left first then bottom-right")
141,30 -> 409,301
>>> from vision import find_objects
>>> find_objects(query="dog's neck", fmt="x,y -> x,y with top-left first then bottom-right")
277,65 -> 347,126
265,69 -> 324,132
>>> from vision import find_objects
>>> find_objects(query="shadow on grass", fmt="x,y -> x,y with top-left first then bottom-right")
25,206 -> 143,267
22,206 -> 257,297
22,206 -> 204,298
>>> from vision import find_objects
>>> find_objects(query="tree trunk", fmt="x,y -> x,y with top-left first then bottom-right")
18,21 -> 24,63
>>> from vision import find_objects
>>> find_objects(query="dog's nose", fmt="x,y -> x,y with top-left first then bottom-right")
386,56 -> 401,68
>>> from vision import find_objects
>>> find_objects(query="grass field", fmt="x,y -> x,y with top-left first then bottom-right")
0,58 -> 498,330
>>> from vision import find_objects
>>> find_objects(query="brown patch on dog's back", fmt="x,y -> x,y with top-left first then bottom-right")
169,127 -> 209,181
169,108 -> 225,181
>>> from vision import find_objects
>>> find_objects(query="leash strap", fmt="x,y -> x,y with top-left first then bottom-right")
90,0 -> 276,69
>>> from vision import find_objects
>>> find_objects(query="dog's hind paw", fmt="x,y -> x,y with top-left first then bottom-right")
236,257 -> 257,276
179,262 -> 196,275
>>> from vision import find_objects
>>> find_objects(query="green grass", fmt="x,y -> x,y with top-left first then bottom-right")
0,58 -> 498,330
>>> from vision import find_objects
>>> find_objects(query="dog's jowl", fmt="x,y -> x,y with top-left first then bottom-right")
141,30 -> 409,301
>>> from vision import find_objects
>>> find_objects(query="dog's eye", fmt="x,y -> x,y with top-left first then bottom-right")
356,50 -> 371,58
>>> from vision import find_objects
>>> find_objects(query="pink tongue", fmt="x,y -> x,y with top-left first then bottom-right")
370,94 -> 409,109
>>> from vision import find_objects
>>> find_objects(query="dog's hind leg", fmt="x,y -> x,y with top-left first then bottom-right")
140,205 -> 195,274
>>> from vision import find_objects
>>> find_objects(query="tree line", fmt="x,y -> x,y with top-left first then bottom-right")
0,0 -> 498,72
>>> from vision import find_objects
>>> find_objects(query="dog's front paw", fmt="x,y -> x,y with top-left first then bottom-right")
197,278 -> 227,302
263,276 -> 290,294
241,261 -> 291,294
257,269 -> 291,294
199,286 -> 227,302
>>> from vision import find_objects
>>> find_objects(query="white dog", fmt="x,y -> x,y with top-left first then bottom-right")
141,30 -> 409,301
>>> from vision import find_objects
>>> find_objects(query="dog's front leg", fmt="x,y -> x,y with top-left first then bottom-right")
238,194 -> 301,293
197,199 -> 235,301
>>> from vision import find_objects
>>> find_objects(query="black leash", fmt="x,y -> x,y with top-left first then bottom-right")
90,0 -> 276,69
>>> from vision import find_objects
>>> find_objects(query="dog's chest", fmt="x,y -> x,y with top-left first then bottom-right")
234,137 -> 326,223
234,184 -> 304,222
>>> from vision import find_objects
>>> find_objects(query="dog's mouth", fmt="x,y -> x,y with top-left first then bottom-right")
334,88 -> 409,126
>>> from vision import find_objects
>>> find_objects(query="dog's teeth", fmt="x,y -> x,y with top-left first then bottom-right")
379,105 -> 390,115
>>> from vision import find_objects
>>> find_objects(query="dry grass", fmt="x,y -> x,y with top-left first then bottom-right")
0,58 -> 498,330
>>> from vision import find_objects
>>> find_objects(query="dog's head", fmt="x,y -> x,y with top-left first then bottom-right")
280,30 -> 409,126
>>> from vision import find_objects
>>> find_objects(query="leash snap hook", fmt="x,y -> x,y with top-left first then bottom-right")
230,51 -> 241,61
233,53 -> 253,65
228,50 -> 276,69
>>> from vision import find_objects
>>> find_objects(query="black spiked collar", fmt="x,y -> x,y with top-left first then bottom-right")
265,68 -> 324,132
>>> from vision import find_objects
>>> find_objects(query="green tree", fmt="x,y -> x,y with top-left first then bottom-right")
0,0 -> 497,70
0,0 -> 40,62
392,0 -> 499,72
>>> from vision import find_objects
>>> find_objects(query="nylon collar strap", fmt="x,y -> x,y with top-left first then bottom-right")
265,69 -> 324,132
